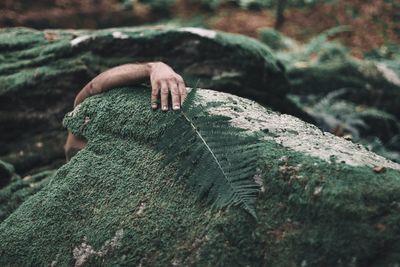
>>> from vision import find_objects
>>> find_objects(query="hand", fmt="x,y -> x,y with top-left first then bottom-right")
149,62 -> 187,111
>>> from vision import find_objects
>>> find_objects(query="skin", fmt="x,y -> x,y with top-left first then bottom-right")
64,62 -> 187,161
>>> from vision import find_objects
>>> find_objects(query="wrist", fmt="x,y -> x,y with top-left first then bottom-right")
147,61 -> 165,75
146,62 -> 157,76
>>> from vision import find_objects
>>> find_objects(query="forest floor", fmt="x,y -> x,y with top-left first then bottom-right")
180,0 -> 399,58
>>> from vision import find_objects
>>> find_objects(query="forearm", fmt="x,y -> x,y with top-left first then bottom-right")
74,63 -> 154,107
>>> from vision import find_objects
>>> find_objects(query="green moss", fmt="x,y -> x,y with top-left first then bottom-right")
258,141 -> 400,266
1,87 -> 399,266
0,27 -> 289,154
0,160 -> 14,184
0,27 -> 288,102
0,26 -> 291,185
0,169 -> 54,222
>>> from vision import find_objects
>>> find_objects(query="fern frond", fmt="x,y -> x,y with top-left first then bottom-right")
158,89 -> 261,218
306,25 -> 352,54
313,88 -> 349,111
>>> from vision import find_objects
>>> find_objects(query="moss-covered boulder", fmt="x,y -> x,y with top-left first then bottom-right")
287,59 -> 400,117
0,160 -> 14,188
1,87 -> 400,266
267,28 -> 400,118
0,26 -> 289,178
0,27 -> 288,102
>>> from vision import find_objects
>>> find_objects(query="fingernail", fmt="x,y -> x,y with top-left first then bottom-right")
151,104 -> 157,109
173,105 -> 180,110
162,106 -> 168,111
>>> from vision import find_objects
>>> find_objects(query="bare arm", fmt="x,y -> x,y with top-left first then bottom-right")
65,62 -> 187,161
74,63 -> 151,107
74,62 -> 187,110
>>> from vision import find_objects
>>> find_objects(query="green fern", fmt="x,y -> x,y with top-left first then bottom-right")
306,25 -> 352,55
158,89 -> 261,218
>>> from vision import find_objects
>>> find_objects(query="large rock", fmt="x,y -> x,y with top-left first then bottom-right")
0,26 -> 289,177
1,87 -> 400,266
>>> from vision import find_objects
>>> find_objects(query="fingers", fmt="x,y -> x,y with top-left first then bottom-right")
160,80 -> 169,111
178,77 -> 187,105
169,80 -> 180,111
150,79 -> 159,110
151,73 -> 186,111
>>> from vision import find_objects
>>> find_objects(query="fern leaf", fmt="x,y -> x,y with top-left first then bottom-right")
158,89 -> 261,218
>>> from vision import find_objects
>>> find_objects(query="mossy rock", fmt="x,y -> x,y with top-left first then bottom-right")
0,160 -> 15,188
0,169 -> 54,222
0,27 -> 287,102
0,26 -> 289,177
273,30 -> 400,119
1,87 -> 400,266
287,59 -> 400,117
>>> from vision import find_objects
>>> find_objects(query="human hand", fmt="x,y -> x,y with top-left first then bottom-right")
149,62 -> 187,111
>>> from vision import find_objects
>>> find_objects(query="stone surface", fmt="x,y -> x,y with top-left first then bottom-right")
1,87 -> 400,266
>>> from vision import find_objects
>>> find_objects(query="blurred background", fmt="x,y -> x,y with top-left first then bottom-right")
1,0 -> 399,57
